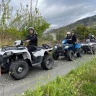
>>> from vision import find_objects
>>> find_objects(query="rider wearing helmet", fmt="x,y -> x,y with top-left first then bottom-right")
26,27 -> 38,61
26,27 -> 38,46
72,32 -> 77,43
92,35 -> 95,41
65,31 -> 77,48
66,32 -> 72,40
72,32 -> 77,48
87,33 -> 92,41
87,33 -> 95,42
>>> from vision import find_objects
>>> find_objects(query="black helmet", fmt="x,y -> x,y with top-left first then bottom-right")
28,27 -> 34,33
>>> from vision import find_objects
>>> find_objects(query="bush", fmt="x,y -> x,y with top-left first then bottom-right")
23,58 -> 96,96
56,31 -> 66,43
0,0 -> 50,43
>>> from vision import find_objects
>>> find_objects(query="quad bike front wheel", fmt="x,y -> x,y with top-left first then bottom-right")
41,55 -> 54,70
9,60 -> 29,80
67,50 -> 75,61
52,50 -> 59,60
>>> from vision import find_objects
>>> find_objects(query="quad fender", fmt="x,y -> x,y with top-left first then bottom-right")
13,51 -> 32,66
7,49 -> 32,63
33,49 -> 45,57
75,44 -> 81,49
62,39 -> 67,44
10,49 -> 32,61
22,52 -> 32,61
33,48 -> 52,57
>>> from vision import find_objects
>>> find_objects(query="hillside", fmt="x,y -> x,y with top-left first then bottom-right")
52,15 -> 96,33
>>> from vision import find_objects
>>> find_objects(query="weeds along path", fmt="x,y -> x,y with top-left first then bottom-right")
0,54 -> 95,96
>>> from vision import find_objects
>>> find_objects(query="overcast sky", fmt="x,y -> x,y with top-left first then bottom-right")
1,0 -> 96,28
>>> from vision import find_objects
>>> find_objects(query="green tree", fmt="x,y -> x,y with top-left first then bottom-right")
56,31 -> 66,42
74,25 -> 89,40
0,0 -> 50,40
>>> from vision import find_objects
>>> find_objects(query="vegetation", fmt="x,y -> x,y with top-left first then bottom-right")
55,24 -> 96,42
0,0 -> 50,46
1,0 -> 96,44
23,57 -> 96,96
56,30 -> 66,42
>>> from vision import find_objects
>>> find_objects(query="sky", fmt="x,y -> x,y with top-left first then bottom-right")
0,0 -> 96,29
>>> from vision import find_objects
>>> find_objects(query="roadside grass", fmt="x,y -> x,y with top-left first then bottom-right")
38,38 -> 54,46
23,58 -> 96,96
0,38 -> 53,47
0,39 -> 14,47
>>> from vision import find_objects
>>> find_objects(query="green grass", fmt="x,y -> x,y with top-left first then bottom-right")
23,58 -> 96,96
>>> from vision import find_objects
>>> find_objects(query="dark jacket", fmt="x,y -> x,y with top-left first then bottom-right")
72,35 -> 77,42
65,35 -> 72,39
65,35 -> 72,44
27,34 -> 38,46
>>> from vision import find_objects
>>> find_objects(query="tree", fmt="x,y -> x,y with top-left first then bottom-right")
74,25 -> 89,40
56,30 -> 66,42
0,0 -> 50,39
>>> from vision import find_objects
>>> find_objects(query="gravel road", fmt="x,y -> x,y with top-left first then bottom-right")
0,55 -> 95,96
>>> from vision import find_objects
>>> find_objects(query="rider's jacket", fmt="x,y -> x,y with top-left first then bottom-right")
27,34 -> 38,46
65,35 -> 72,39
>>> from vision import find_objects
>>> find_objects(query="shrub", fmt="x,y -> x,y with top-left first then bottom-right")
23,58 -> 96,96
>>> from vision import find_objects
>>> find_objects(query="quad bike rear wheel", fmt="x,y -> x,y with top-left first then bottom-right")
41,55 -> 54,70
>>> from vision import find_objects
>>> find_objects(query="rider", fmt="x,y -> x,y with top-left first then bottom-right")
72,32 -> 77,48
26,27 -> 37,46
65,31 -> 77,47
87,33 -> 95,42
87,33 -> 92,41
25,27 -> 38,61
72,32 -> 77,43
92,35 -> 95,41
65,32 -> 72,40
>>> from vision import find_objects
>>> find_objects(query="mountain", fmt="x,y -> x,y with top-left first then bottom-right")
51,15 -> 96,33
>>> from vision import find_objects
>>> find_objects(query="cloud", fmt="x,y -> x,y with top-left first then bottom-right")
0,0 -> 96,27
37,0 -> 96,26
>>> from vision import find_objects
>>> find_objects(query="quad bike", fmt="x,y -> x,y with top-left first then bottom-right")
0,40 -> 54,80
81,39 -> 96,55
52,39 -> 82,61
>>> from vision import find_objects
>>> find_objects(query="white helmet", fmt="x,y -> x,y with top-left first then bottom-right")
67,31 -> 71,35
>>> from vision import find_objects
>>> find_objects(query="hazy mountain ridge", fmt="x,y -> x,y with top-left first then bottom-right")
51,15 -> 96,33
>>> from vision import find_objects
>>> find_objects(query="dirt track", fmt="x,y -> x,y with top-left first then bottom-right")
0,55 -> 95,96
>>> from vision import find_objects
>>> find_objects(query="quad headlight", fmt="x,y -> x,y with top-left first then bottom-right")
65,46 -> 69,49
54,46 -> 58,49
4,51 -> 13,56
